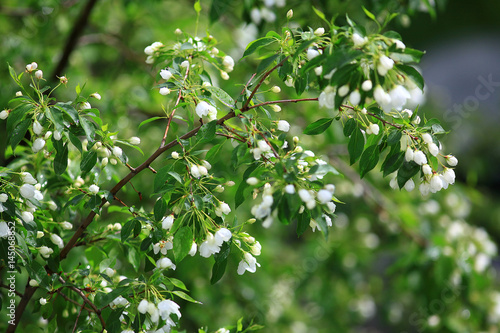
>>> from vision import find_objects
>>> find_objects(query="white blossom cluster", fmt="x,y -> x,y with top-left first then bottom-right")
125,298 -> 181,332
248,0 -> 286,25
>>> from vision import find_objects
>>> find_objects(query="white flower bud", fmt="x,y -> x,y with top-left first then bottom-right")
40,298 -> 47,305
366,123 -> 379,135
21,211 -> 34,223
32,138 -> 46,153
35,70 -> 43,80
39,246 -> 53,258
33,121 -> 43,135
190,165 -> 201,178
21,172 -> 37,185
101,157 -> 108,167
226,181 -> 235,187
271,86 -> 281,93
306,48 -> 320,61
338,85 -> 349,97
160,69 -> 172,80
352,33 -> 368,47
0,110 -> 9,119
361,80 -> 373,91
171,151 -> 180,159
422,164 -> 433,175
246,177 -> 259,185
37,231 -> 44,238
110,158 -> 118,165
175,28 -> 182,35
53,130 -> 62,141
189,242 -> 197,256
443,168 -> 455,184
270,104 -> 281,112
16,91 -> 22,97
314,27 -> 325,36
129,137 -> 141,145
413,150 -> 427,165
404,179 -> 415,191
317,189 -> 332,204
222,56 -> 235,72
405,147 -> 414,162
314,66 -> 323,76
89,184 -> 100,195
159,87 -> 170,95
112,146 -> 123,158
445,155 -> 457,167
91,92 -> 101,100
393,39 -> 406,50
29,279 -> 39,287
349,90 -> 361,105
20,184 -> 36,199
138,300 -> 149,314
61,221 -> 73,230
286,9 -> 293,19
377,55 -> 394,76
277,120 -> 290,132
50,234 -> 64,248
428,142 -> 439,156
285,184 -> 295,194
220,71 -> 229,80
81,102 -> 91,110
422,133 -> 433,144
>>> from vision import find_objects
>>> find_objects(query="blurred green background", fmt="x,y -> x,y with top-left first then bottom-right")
1,0 -> 500,332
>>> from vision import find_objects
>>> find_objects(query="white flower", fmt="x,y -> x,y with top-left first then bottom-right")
422,164 -> 433,176
270,104 -> 281,112
37,231 -> 44,238
285,75 -> 294,87
377,55 -> 394,76
29,279 -> 39,287
352,33 -> 368,47
430,174 -> 444,193
26,62 -> 37,72
373,86 -> 391,110
61,222 -> 72,230
199,232 -> 221,257
16,91 -> 22,97
154,240 -> 171,255
40,298 -> 47,305
156,257 -> 176,270
306,48 -> 320,60
250,8 -> 261,24
318,86 -> 336,109
389,85 -> 411,110
53,130 -> 62,141
246,176 -> 259,185
50,234 -> 64,248
104,267 -> 115,277
366,123 -> 380,135
112,146 -> 123,158
285,184 -> 295,194
160,69 -> 173,80
237,252 -> 261,275
405,147 -> 414,162
35,70 -> 43,80
422,133 -> 433,144
474,253 -> 490,273
21,172 -> 37,185
21,211 -> 34,223
404,179 -> 415,191
413,150 -> 427,165
190,165 -> 201,178
338,85 -> 349,97
314,66 -> 323,76
314,27 -> 325,36
202,160 -> 212,170
326,201 -> 336,214
20,184 -> 36,199
349,90 -> 361,105
428,142 -> 439,156
195,101 -> 210,118
222,56 -> 235,72
220,70 -> 230,80
215,202 -> 231,217
446,155 -> 458,166
39,246 -> 53,258
81,102 -> 91,110
393,39 -> 406,50
162,215 -> 174,230
32,138 -> 45,153
215,228 -> 232,243
159,87 -> 171,95
0,193 -> 7,202
189,242 -> 197,256
158,299 -> 181,320
89,184 -> 99,195
250,241 -> 262,256
129,137 -> 141,145
287,9 -> 293,19
33,121 -> 43,135
138,299 -> 149,314
0,110 -> 9,119
317,189 -> 332,204
361,80 -> 373,91
0,221 -> 11,238
419,182 -> 431,195
443,168 -> 455,185
171,151 -> 180,159
91,92 -> 101,100
277,120 -> 290,132
271,86 -> 281,93
298,189 -> 313,203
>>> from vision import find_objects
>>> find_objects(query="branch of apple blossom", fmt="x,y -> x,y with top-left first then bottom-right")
53,289 -> 94,313
242,55 -> 290,111
73,304 -> 85,333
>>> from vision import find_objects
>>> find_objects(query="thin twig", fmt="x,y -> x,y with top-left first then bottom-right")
55,289 -> 93,312
73,304 -> 84,333
0,283 -> 23,297
248,97 -> 318,110
242,56 -> 290,111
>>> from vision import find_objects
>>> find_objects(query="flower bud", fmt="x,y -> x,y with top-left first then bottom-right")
0,109 -> 9,120
91,92 -> 101,100
160,69 -> 172,80
314,27 -> 325,36
286,9 -> 293,19
175,28 -> 182,35
129,137 -> 141,145
35,70 -> 43,80
29,279 -> 39,287
58,76 -> 68,84
270,104 -> 281,112
159,87 -> 170,95
32,138 -> 46,153
16,91 -> 22,97
33,121 -> 43,135
53,130 -> 62,141
271,86 -> 281,93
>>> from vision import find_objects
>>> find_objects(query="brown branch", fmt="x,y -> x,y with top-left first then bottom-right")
55,289 -> 93,312
248,97 -> 318,110
0,283 -> 23,297
50,0 -> 100,81
242,56 -> 290,111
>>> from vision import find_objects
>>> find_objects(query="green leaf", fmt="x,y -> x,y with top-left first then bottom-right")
197,120 -> 217,143
348,128 -> 365,165
292,39 -> 318,62
68,132 -> 83,153
154,165 -> 171,193
382,149 -> 405,177
154,198 -> 167,222
7,104 -> 32,135
362,6 -> 378,23
121,220 -> 136,242
140,237 -> 152,252
94,286 -> 129,308
55,103 -> 79,123
386,129 -> 402,146
205,86 -> 235,108
312,6 -> 327,23
46,107 -> 65,132
397,161 -> 421,189
54,142 -> 69,174
256,53 -> 280,75
138,116 -> 166,129
173,226 -> 193,263
359,144 -> 380,178
397,64 -> 424,90
172,290 -> 202,304
303,118 -> 333,135
80,150 -> 97,173
308,163 -> 340,176
211,241 -> 231,284
79,116 -> 95,141
242,37 -> 277,58
194,0 -> 201,13
10,119 -> 31,151
296,210 -> 311,237
235,163 -> 258,208
205,142 -> 224,163
343,118 -> 357,137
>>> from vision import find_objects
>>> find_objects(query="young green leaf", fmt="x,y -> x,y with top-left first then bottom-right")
303,118 -> 333,135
